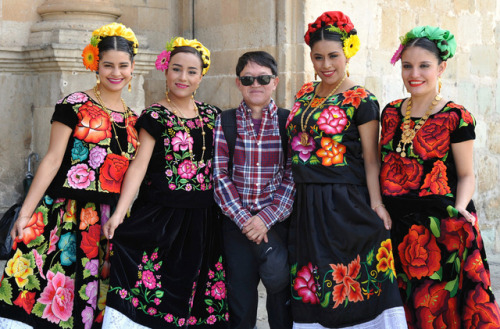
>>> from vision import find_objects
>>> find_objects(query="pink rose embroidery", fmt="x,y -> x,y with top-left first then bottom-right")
178,159 -> 196,179
142,270 -> 156,289
38,271 -> 75,323
211,281 -> 226,300
66,92 -> 88,104
47,226 -> 59,255
317,105 -> 348,134
67,164 -> 95,189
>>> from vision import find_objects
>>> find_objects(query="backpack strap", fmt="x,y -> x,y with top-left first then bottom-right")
220,107 -> 290,176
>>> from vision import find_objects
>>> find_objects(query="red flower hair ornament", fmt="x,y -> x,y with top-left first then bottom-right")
304,11 -> 360,58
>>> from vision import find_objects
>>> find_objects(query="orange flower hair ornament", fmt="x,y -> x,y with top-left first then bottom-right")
155,37 -> 211,76
82,22 -> 139,72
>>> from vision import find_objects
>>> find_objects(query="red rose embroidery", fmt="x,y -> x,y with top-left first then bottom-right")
341,87 -> 368,108
460,108 -> 474,125
13,291 -> 36,314
419,160 -> 451,196
99,154 -> 129,193
380,107 -> 401,146
295,82 -> 314,99
81,224 -> 101,259
126,115 -> 139,150
398,225 -> 441,280
73,101 -> 112,143
380,152 -> 423,196
293,263 -> 320,304
437,216 -> 474,258
464,249 -> 491,288
463,284 -> 500,328
413,280 -> 460,329
413,114 -> 454,160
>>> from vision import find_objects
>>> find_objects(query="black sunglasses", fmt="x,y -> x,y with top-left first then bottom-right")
238,75 -> 276,86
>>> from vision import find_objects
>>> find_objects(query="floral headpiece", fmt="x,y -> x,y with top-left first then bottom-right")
391,25 -> 456,65
155,37 -> 211,76
82,22 -> 139,72
304,11 -> 360,59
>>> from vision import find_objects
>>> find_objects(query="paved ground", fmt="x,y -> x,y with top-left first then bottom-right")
2,254 -> 500,329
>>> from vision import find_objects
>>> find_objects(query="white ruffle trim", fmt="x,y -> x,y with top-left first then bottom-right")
103,306 -> 152,329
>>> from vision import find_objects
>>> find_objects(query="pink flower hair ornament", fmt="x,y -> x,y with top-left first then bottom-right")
155,37 -> 211,75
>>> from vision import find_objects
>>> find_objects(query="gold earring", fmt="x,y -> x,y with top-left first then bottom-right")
346,63 -> 350,77
96,74 -> 100,88
128,76 -> 132,92
438,77 -> 442,94
192,89 -> 197,99
165,88 -> 170,102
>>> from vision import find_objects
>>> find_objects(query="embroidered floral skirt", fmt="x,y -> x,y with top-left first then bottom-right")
289,183 -> 406,328
384,195 -> 500,328
0,195 -> 112,329
104,201 -> 229,328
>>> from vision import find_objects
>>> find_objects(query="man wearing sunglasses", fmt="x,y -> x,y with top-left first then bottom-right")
213,51 -> 294,329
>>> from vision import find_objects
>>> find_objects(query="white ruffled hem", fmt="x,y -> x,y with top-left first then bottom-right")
0,317 -> 33,329
293,306 -> 408,329
103,307 -> 151,329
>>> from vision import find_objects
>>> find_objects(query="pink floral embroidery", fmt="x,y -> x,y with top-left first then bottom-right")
86,280 -> 98,309
142,270 -> 156,289
294,263 -> 320,304
66,92 -> 88,104
110,112 -> 124,123
286,102 -> 301,128
188,316 -> 198,325
178,159 -> 197,179
211,281 -> 226,300
171,131 -> 194,152
67,164 -> 95,189
33,249 -> 46,279
38,271 -> 75,323
81,305 -> 94,329
207,315 -> 217,324
165,313 -> 174,322
88,146 -> 107,169
317,105 -> 348,135
291,133 -> 315,162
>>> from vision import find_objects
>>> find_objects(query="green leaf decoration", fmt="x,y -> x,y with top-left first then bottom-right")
31,302 -> 46,317
63,221 -> 74,230
155,290 -> 164,298
179,179 -> 189,184
59,317 -> 74,329
446,252 -> 457,264
429,268 -> 442,281
79,284 -> 89,301
37,242 -> 48,256
102,137 -> 111,146
49,263 -> 65,276
27,234 -> 45,248
366,249 -> 374,266
346,107 -> 355,119
84,203 -> 96,211
447,205 -> 458,218
25,253 -> 36,269
332,135 -> 343,143
83,269 -> 91,279
205,299 -> 214,306
320,291 -> 331,308
292,154 -> 299,164
290,263 -> 297,276
444,276 -> 459,297
25,275 -> 41,290
130,288 -> 140,296
309,156 -> 321,165
174,153 -> 182,160
397,273 -> 409,283
429,216 -> 441,238
0,278 -> 13,305
454,257 -> 461,272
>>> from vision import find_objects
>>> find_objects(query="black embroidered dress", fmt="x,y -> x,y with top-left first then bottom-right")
0,91 -> 138,329
286,82 -> 406,328
104,102 -> 229,328
380,99 -> 500,328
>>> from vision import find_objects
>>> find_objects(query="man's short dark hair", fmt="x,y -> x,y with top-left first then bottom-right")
235,51 -> 278,76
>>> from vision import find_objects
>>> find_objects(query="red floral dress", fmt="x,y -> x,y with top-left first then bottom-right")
380,99 -> 500,328
0,92 -> 138,329
286,82 -> 406,328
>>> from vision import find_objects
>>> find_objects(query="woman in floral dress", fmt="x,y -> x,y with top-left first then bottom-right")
286,11 -> 407,328
381,25 -> 500,328
102,37 -> 228,328
0,23 -> 139,329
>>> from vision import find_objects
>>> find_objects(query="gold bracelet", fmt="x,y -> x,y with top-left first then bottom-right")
371,203 -> 385,210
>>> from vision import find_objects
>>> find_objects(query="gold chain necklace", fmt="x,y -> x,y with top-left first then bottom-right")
93,85 -> 138,159
166,95 -> 206,167
299,73 -> 347,146
396,94 -> 442,157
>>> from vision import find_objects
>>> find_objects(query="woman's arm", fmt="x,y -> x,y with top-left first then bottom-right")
359,120 -> 392,230
11,122 -> 73,240
451,140 -> 476,224
102,128 -> 155,239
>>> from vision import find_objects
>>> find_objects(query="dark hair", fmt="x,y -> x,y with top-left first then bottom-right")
98,36 -> 135,62
169,46 -> 205,73
308,27 -> 352,49
402,37 -> 443,64
236,51 -> 278,76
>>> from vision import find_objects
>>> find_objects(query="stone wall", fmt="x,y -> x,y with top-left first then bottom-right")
1,0 -> 499,254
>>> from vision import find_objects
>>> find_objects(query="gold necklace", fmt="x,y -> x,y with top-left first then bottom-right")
396,94 -> 442,157
166,94 -> 206,167
299,73 -> 347,146
93,85 -> 138,159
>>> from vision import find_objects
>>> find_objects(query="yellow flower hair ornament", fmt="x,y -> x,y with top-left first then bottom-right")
82,22 -> 139,72
155,37 -> 211,75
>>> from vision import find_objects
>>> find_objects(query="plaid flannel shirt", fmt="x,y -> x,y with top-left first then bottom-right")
213,100 -> 295,229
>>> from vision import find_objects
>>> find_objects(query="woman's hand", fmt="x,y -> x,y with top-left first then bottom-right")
103,214 -> 125,240
374,205 -> 392,230
10,215 -> 32,241
456,205 -> 476,225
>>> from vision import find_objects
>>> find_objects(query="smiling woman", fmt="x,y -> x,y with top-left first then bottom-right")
101,37 -> 229,329
0,22 -> 139,329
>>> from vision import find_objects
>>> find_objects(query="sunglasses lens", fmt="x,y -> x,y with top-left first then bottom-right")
257,75 -> 272,85
240,76 -> 254,86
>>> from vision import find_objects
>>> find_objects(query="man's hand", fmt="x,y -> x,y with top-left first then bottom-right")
242,216 -> 269,244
